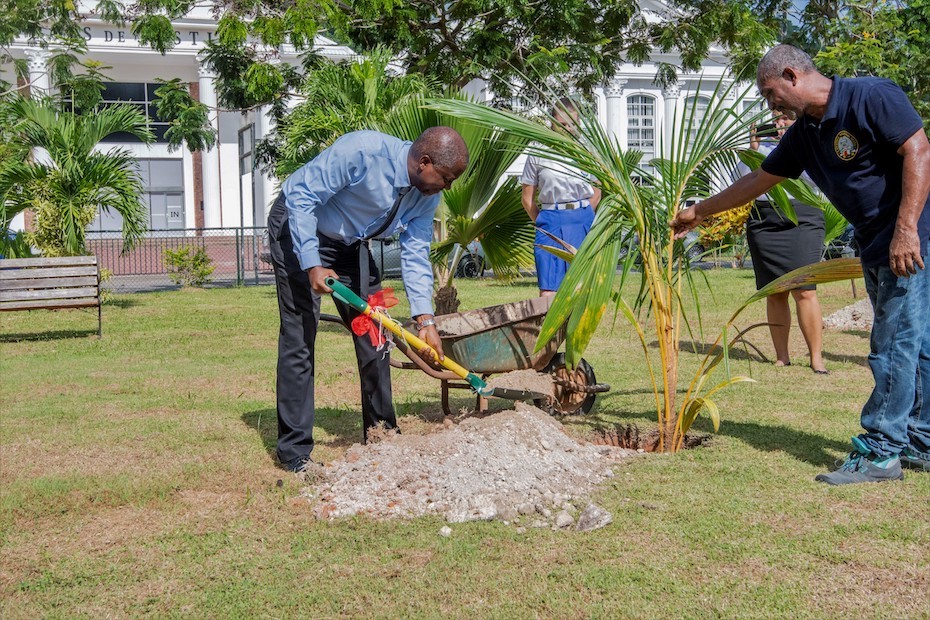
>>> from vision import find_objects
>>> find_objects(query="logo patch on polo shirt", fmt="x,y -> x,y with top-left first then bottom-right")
834,130 -> 859,161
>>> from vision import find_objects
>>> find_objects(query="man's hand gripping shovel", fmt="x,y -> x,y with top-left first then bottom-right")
325,277 -> 547,402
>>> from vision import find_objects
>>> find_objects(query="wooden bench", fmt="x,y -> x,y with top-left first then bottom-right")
0,256 -> 103,337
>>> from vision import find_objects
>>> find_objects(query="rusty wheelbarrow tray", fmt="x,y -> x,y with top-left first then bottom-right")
387,295 -> 610,416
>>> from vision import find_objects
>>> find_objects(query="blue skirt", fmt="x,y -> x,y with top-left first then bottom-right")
535,206 -> 595,291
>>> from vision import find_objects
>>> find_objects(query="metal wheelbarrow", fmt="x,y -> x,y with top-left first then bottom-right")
322,279 -> 610,416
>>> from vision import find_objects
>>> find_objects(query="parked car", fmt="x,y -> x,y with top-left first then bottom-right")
369,237 -> 486,279
822,224 -> 858,260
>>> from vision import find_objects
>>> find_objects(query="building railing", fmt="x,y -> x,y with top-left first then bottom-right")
85,227 -> 400,292
86,227 -> 270,291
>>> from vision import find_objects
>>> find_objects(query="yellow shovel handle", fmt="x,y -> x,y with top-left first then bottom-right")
364,306 -> 472,379
325,277 -> 487,392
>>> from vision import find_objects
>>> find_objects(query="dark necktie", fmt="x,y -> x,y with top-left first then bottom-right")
360,186 -> 412,298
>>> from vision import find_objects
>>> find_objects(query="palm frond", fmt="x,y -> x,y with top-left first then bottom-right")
431,78 -> 777,451
746,258 -> 863,305
389,95 -> 535,284
2,97 -> 150,255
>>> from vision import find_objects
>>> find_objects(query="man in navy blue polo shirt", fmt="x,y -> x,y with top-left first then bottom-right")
672,44 -> 930,485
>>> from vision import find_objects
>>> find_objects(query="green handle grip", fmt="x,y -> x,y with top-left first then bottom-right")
325,277 -> 367,312
323,276 -> 490,394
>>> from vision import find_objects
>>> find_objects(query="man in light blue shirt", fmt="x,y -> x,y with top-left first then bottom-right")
267,126 -> 469,472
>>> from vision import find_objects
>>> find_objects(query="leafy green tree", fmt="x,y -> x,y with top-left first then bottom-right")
0,97 -> 153,256
814,0 -> 930,125
3,0 -> 780,147
0,1 -> 76,77
0,1 -> 215,152
340,0 -> 776,100
268,47 -> 440,177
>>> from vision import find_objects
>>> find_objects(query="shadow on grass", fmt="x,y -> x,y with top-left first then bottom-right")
607,387 -> 668,396
103,298 -> 139,309
0,328 -> 100,342
242,406 -> 364,464
479,278 -> 538,289
567,404 -> 848,467
824,347 -> 869,367
678,339 -> 768,363
839,328 -> 871,339
685,338 -> 870,368
719,420 -> 850,467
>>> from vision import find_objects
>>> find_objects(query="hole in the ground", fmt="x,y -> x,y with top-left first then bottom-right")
588,424 -> 711,452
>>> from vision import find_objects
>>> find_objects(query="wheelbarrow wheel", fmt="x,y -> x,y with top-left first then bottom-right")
535,353 -> 598,416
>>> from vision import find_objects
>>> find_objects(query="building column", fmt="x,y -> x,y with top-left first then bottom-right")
661,82 -> 682,156
603,77 -> 627,146
24,48 -> 51,96
198,64 -> 222,229
13,49 -> 53,232
256,105 -> 279,224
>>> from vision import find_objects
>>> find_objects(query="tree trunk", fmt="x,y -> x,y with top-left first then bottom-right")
434,284 -> 460,316
661,324 -> 679,452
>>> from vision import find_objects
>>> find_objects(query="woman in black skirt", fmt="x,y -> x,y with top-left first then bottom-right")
744,116 -> 828,374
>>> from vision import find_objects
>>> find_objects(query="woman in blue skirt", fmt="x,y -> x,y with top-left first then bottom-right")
520,98 -> 601,297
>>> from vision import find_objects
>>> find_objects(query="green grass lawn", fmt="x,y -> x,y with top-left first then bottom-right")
1,270 -> 928,618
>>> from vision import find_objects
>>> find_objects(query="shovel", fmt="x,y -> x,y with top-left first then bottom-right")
325,277 -> 548,402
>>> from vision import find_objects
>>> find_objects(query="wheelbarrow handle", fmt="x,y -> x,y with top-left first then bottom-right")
325,277 -> 490,394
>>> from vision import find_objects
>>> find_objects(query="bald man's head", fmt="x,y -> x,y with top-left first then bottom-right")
408,126 -> 469,195
756,44 -> 818,89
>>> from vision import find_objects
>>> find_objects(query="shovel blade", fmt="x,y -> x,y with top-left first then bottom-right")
481,386 -> 549,401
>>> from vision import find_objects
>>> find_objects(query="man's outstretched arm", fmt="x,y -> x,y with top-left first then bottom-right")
671,169 -> 785,238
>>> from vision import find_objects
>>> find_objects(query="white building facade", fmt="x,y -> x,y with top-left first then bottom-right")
7,4 -> 355,235
7,2 -> 757,236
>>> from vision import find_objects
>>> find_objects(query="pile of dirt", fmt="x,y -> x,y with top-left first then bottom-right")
823,297 -> 872,331
485,369 -> 555,399
306,403 -> 631,527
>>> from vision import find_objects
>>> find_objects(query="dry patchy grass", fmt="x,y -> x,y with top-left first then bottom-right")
1,274 -> 929,618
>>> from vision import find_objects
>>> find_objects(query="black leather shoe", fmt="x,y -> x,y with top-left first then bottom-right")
282,455 -> 313,472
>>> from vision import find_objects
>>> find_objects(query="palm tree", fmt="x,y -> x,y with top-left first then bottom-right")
272,47 -> 440,178
267,49 -> 535,314
429,80 -> 857,451
0,96 -> 152,256
383,95 -> 535,314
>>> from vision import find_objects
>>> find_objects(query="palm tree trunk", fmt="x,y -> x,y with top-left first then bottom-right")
662,327 -> 679,452
434,284 -> 460,315
433,246 -> 464,315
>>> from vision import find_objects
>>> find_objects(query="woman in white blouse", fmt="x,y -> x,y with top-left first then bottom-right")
521,98 -> 601,297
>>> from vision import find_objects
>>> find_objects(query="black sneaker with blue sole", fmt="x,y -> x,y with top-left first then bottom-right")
815,451 -> 904,486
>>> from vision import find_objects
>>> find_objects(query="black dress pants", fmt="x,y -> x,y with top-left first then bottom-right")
267,193 -> 395,466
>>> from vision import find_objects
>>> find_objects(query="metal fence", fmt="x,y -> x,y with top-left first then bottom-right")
86,228 -> 401,293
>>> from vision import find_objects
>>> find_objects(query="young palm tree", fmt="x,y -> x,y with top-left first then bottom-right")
429,80 -> 857,451
272,47 -> 440,178
0,96 -> 152,256
383,95 -> 535,314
